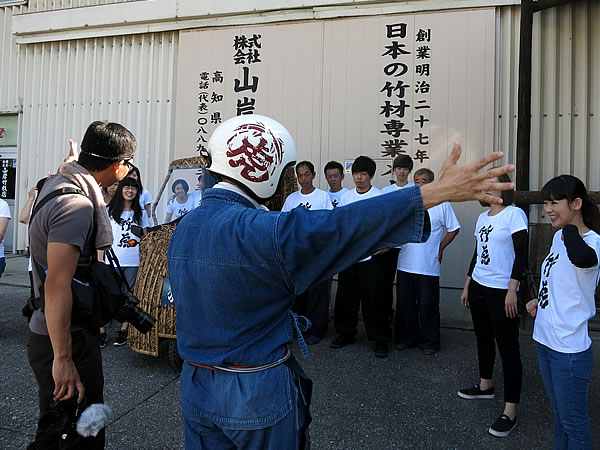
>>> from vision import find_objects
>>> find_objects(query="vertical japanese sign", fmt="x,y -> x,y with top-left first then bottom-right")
379,21 -> 432,177
233,33 -> 262,115
196,71 -> 225,155
0,159 -> 16,200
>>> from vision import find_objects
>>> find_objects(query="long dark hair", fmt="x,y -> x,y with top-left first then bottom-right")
108,177 -> 143,225
541,175 -> 600,233
129,165 -> 145,192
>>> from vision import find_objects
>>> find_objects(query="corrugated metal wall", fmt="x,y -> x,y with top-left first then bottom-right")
16,31 -> 178,250
24,0 -> 135,12
0,4 -> 24,112
495,0 -> 600,223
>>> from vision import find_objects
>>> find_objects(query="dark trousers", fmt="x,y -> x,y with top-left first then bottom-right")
381,248 -> 399,319
27,329 -> 105,449
293,278 -> 332,338
394,271 -> 440,350
333,257 -> 392,344
468,279 -> 523,404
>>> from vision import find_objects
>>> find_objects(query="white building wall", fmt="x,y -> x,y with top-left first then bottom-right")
3,0 -> 599,286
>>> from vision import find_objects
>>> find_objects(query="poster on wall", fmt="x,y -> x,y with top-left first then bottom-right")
174,10 -> 494,189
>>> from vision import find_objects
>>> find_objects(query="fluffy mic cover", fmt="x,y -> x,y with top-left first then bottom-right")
76,403 -> 112,437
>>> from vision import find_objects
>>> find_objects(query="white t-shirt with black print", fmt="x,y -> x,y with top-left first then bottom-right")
396,202 -> 460,277
339,186 -> 382,262
108,209 -> 150,267
166,195 -> 196,219
533,229 -> 600,353
327,187 -> 348,208
282,188 -> 333,212
471,205 -> 528,290
0,199 -> 11,258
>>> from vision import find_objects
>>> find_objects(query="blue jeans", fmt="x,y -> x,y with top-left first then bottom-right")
0,257 -> 5,279
537,343 -> 593,449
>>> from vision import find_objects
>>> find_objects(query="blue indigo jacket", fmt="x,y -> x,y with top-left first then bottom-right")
168,186 -> 429,428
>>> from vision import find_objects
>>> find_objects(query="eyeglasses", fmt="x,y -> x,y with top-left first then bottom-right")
122,185 -> 138,191
80,150 -> 135,170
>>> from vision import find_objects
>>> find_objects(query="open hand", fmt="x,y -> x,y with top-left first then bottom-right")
419,143 -> 515,209
505,290 -> 518,318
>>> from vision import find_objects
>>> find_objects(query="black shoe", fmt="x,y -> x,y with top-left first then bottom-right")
375,343 -> 389,358
99,332 -> 108,349
330,335 -> 355,349
113,329 -> 128,347
395,343 -> 411,350
488,414 -> 517,437
423,348 -> 438,356
457,384 -> 495,400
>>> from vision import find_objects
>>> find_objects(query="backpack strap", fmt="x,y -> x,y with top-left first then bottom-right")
28,185 -> 87,311
29,186 -> 86,225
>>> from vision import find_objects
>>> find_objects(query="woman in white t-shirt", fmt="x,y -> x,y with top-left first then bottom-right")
165,179 -> 196,222
526,175 -> 600,449
458,174 -> 528,438
102,176 -> 150,347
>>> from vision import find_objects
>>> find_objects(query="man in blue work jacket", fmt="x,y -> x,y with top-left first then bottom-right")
168,115 -> 515,449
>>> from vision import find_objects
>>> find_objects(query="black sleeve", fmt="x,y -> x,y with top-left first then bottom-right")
510,229 -> 528,281
467,245 -> 477,277
562,224 -> 598,268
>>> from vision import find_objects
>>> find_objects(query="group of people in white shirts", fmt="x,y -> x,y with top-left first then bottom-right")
282,155 -> 599,446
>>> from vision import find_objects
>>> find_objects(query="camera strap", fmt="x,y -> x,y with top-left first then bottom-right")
104,248 -> 133,294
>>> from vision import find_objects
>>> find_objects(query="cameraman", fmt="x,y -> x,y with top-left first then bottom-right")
27,121 -> 137,449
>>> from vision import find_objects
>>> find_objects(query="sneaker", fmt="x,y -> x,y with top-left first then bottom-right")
423,348 -> 438,356
488,414 -> 517,437
457,384 -> 495,400
99,332 -> 108,349
113,329 -> 128,347
375,343 -> 389,358
330,335 -> 355,349
307,335 -> 321,345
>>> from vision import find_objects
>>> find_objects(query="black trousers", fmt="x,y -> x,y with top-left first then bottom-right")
27,328 -> 105,449
293,278 -> 332,339
333,257 -> 391,344
468,279 -> 523,404
380,248 -> 400,319
394,271 -> 441,350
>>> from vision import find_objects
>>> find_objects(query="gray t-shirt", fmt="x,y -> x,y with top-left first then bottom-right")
29,174 -> 95,335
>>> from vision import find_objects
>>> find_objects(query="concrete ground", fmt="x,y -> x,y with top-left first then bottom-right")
1,254 -> 599,449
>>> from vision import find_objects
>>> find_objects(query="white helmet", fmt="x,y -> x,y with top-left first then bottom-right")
205,115 -> 296,200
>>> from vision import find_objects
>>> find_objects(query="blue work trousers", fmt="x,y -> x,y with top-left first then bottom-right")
537,343 -> 593,449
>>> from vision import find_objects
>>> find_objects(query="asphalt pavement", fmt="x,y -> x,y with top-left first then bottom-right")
0,254 -> 598,449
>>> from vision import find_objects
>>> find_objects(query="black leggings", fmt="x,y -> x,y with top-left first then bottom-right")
468,279 -> 522,404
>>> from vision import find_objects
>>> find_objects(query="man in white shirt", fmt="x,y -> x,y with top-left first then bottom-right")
395,168 -> 460,355
282,161 -> 333,344
0,198 -> 11,279
330,156 -> 392,358
381,154 -> 415,194
323,161 -> 348,208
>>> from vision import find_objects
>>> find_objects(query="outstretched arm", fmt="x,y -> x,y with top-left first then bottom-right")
420,143 -> 515,209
